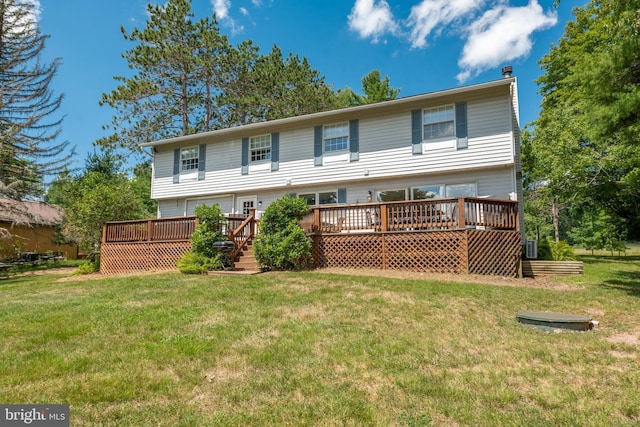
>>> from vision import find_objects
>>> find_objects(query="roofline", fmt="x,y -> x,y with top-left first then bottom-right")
141,77 -> 516,148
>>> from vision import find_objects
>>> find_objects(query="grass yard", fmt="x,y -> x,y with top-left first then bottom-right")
1,259 -> 639,426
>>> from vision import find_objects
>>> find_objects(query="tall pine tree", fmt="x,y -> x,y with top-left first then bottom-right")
98,0 -> 339,156
0,0 -> 72,203
98,0 -> 229,156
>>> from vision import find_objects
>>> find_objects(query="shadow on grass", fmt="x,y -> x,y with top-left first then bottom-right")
576,255 -> 640,298
601,270 -> 640,298
580,255 -> 640,264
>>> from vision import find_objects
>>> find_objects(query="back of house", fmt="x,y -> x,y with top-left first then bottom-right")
143,74 -> 523,233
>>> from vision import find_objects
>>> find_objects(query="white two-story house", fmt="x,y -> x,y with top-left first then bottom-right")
142,73 -> 523,233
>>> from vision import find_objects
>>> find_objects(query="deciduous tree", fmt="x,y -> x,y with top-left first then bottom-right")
529,0 -> 640,240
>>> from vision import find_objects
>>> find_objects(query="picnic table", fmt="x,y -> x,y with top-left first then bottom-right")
0,262 -> 11,279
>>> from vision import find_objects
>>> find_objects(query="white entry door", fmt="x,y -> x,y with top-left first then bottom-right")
236,195 -> 257,216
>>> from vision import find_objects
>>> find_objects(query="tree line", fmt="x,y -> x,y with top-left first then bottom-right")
523,0 -> 640,250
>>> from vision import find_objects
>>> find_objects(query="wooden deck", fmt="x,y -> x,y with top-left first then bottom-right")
303,198 -> 521,277
100,213 -> 257,275
100,198 -> 522,276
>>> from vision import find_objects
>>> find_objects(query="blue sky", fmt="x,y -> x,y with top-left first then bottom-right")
35,0 -> 586,169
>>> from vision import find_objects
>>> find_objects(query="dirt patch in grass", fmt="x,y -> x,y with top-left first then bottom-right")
311,267 -> 583,290
607,329 -> 640,346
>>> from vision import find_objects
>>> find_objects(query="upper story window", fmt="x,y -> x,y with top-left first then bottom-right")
423,105 -> 455,141
181,147 -> 199,171
250,134 -> 271,162
324,122 -> 349,153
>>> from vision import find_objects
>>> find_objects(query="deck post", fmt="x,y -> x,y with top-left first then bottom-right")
380,204 -> 388,232
102,223 -> 107,244
249,208 -> 257,237
314,208 -> 321,233
457,198 -> 466,229
147,219 -> 153,241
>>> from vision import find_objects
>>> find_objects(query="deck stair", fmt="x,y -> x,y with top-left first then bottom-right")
233,241 -> 260,272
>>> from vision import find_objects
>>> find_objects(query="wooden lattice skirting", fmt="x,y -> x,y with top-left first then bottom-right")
100,230 -> 521,277
100,241 -> 192,275
312,229 -> 521,277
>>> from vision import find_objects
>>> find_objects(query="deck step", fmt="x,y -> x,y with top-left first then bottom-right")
233,243 -> 259,271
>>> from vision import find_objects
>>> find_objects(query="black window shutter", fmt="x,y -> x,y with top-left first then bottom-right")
337,188 -> 347,204
411,109 -> 422,155
314,126 -> 323,166
455,102 -> 468,149
349,119 -> 359,161
271,132 -> 279,171
241,137 -> 249,175
173,148 -> 180,183
198,144 -> 206,180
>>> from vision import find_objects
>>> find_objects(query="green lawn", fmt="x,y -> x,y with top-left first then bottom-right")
1,259 -> 639,426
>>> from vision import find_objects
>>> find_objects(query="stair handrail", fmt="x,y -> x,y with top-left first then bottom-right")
228,208 -> 256,262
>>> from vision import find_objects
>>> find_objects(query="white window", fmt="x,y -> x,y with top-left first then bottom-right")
376,189 -> 407,202
412,185 -> 445,200
445,183 -> 477,197
181,147 -> 198,171
318,191 -> 338,205
299,193 -> 317,205
250,134 -> 271,163
324,123 -> 349,153
423,105 -> 455,141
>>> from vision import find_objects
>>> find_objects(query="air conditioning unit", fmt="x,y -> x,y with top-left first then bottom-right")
526,240 -> 538,259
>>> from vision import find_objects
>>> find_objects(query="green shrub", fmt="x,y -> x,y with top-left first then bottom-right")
177,251 -> 231,274
537,238 -> 552,260
255,223 -> 312,271
190,204 -> 227,259
258,195 -> 310,235
177,251 -> 211,274
254,195 -> 312,271
177,204 -> 232,274
550,240 -> 576,261
76,261 -> 99,275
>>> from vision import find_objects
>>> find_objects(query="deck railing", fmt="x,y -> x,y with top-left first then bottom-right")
301,197 -> 518,234
102,212 -> 258,250
103,198 -> 517,243
228,208 -> 257,261
103,216 -> 198,243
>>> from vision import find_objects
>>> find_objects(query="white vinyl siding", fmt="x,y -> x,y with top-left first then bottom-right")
152,96 -> 513,201
151,83 -> 519,220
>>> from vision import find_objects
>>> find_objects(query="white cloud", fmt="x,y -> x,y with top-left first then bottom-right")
240,7 -> 249,16
4,0 -> 42,34
406,0 -> 484,48
348,0 -> 399,43
456,1 -> 557,82
212,0 -> 230,19
211,0 -> 244,35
